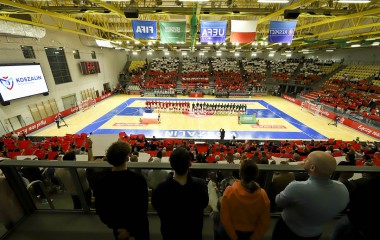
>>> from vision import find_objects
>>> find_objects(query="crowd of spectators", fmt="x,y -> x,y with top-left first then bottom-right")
270,59 -> 299,82
296,62 -> 326,84
144,58 -> 178,90
181,57 -> 210,91
211,58 -> 246,92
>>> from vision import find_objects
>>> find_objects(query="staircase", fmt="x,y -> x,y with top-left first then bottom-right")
290,62 -> 302,81
208,58 -> 215,83
266,61 -> 272,79
238,59 -> 246,77
310,64 -> 347,89
119,60 -> 132,85
177,61 -> 183,82
302,90 -> 325,101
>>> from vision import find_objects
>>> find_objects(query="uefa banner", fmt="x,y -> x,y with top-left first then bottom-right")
200,21 -> 227,43
230,20 -> 258,44
132,20 -> 157,39
268,21 -> 297,44
159,21 -> 186,44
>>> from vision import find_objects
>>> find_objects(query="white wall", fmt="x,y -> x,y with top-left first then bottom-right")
0,29 -> 128,133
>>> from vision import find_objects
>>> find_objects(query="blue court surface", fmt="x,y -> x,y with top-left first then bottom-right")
77,98 -> 327,140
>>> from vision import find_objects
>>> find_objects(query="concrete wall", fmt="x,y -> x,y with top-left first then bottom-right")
0,29 -> 128,134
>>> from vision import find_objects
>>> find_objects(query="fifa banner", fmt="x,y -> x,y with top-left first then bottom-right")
200,21 -> 227,43
230,20 -> 258,44
132,20 -> 157,39
240,114 -> 256,124
268,21 -> 297,44
159,21 -> 186,44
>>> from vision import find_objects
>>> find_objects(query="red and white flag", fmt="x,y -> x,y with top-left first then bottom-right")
230,20 -> 258,43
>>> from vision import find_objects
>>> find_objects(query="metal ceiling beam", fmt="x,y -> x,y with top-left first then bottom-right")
258,0 -> 318,24
0,0 -> 136,41
87,0 -> 125,16
0,15 -> 108,41
296,7 -> 380,31
301,22 -> 380,39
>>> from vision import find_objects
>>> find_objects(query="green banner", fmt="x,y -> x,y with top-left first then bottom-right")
160,21 -> 186,44
240,114 -> 256,124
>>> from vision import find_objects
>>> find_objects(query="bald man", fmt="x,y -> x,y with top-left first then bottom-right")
272,151 -> 349,240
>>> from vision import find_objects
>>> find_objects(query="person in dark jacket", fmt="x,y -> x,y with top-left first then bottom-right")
95,141 -> 149,240
152,147 -> 209,240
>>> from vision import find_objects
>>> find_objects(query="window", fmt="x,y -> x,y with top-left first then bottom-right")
91,51 -> 96,59
21,45 -> 36,59
45,47 -> 72,85
73,50 -> 80,59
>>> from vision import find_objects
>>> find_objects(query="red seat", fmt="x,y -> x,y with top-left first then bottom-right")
47,151 -> 59,160
6,151 -> 22,160
35,149 -> 47,160
18,140 -> 32,149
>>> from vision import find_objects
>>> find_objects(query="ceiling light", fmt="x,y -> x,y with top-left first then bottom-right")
351,44 -> 361,48
252,53 -> 257,57
285,50 -> 292,53
216,53 -> 222,56
147,51 -> 153,55
235,52 -> 240,56
164,51 -> 170,55
258,0 -> 289,3
286,53 -> 292,57
371,42 -> 380,46
182,52 -> 187,55
132,51 -> 138,55
337,0 -> 370,3
199,52 -> 204,56
269,53 -> 275,57
326,49 -> 334,52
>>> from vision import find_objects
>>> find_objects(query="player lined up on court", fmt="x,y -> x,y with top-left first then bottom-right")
145,101 -> 190,113
145,100 -> 247,115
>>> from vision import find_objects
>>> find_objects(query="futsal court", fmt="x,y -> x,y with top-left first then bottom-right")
29,94 -> 378,143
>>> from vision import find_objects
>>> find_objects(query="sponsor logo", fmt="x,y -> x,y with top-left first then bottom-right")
165,27 -> 181,33
183,112 -> 212,118
15,76 -> 42,83
283,95 -> 295,102
251,125 -> 286,129
0,76 -> 14,90
113,123 -> 147,126
338,117 -> 345,124
201,28 -> 226,37
135,26 -> 154,34
357,124 -> 372,135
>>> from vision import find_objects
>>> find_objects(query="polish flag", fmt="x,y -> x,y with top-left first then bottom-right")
230,20 -> 258,44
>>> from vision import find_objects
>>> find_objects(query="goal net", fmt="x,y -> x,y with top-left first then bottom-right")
301,101 -> 323,116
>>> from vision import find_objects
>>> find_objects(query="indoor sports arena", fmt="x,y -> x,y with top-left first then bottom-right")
0,0 -> 379,239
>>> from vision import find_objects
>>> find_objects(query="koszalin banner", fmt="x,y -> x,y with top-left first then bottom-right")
159,21 -> 186,44
200,21 -> 227,43
230,20 -> 258,44
268,21 -> 297,44
132,20 -> 157,39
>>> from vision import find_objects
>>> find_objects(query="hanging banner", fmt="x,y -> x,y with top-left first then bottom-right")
200,21 -> 227,43
159,21 -> 186,44
268,21 -> 297,44
230,20 -> 258,44
132,20 -> 157,39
